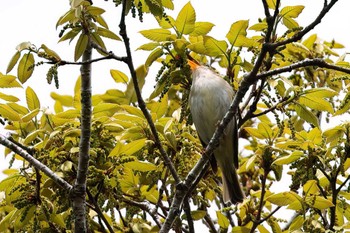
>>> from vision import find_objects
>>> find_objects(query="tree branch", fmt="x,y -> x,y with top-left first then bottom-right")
0,134 -> 72,191
118,0 -> 180,185
272,0 -> 338,48
72,38 -> 93,233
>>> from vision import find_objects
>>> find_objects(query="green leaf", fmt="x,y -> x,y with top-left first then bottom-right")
203,36 -> 228,57
156,15 -> 175,29
121,138 -> 147,156
190,22 -> 215,36
26,86 -> 40,111
175,2 -> 196,35
139,29 -> 173,42
74,33 -> 88,61
294,103 -> 319,127
216,211 -> 229,229
6,51 -> 21,74
110,70 -> 129,84
125,160 -> 157,172
145,0 -> 163,17
97,27 -> 121,41
17,53 -> 34,84
226,20 -> 249,46
0,92 -> 19,102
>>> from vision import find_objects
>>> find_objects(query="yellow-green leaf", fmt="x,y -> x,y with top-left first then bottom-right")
0,104 -> 21,121
335,92 -> 350,115
203,36 -> 228,57
121,138 -> 147,156
97,27 -> 121,41
125,160 -> 157,172
91,32 -> 107,55
50,92 -> 74,107
303,180 -> 319,195
273,151 -> 303,165
74,33 -> 88,61
226,20 -> 249,46
289,215 -> 304,231
302,87 -> 337,98
26,86 -> 40,111
181,210 -> 206,220
86,5 -> 105,15
56,9 -> 75,28
299,95 -> 334,113
139,29 -> 173,42
266,0 -> 278,9
145,47 -> 163,68
175,2 -> 196,35
0,92 -> 19,102
121,105 -> 144,118
294,103 -> 319,127
41,44 -> 61,61
145,0 -> 163,17
303,34 -> 317,50
6,51 -> 21,74
280,5 -> 304,18
21,109 -> 40,122
216,211 -> 229,229
137,42 -> 160,51
17,53 -> 34,84
190,22 -> 215,36
308,196 -> 334,210
266,191 -> 301,206
282,17 -> 299,29
110,69 -> 129,84
0,73 -> 22,88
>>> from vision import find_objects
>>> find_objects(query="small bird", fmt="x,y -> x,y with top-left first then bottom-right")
188,59 -> 244,204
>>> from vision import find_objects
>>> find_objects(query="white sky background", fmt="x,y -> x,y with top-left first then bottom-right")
0,0 -> 350,229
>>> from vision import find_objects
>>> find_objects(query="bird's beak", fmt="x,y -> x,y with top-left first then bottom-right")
188,59 -> 200,70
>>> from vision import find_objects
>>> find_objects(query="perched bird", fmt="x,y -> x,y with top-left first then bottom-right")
188,59 -> 244,204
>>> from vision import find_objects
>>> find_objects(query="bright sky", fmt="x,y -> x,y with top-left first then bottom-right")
0,0 -> 349,229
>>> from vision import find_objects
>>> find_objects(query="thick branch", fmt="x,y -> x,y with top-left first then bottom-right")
72,39 -> 93,233
0,134 -> 72,191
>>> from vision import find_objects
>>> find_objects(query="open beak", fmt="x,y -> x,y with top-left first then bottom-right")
188,59 -> 200,70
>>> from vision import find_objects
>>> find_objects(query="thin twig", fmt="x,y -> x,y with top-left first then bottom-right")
0,134 -> 72,191
118,0 -> 180,184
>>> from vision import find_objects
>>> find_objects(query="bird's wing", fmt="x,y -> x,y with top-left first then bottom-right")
232,115 -> 239,169
199,137 -> 218,173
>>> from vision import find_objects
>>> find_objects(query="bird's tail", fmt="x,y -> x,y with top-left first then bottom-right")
220,161 -> 245,204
